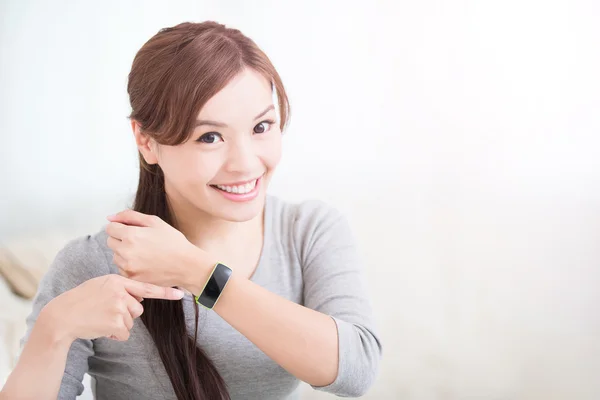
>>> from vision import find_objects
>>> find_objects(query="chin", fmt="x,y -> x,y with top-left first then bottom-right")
217,200 -> 265,222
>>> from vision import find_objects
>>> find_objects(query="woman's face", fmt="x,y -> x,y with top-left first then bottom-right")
141,68 -> 282,222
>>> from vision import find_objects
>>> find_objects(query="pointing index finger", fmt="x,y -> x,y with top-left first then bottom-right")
122,279 -> 184,301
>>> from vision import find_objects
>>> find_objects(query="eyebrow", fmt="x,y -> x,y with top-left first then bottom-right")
194,104 -> 275,128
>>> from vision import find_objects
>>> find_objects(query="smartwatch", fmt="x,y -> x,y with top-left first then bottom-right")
194,262 -> 232,309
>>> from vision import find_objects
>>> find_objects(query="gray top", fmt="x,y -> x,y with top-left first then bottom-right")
20,195 -> 382,399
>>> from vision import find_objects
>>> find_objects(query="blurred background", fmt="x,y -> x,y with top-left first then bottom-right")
1,0 -> 599,399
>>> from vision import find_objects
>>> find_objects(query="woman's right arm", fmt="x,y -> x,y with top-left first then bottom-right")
0,274 -> 184,400
0,235 -> 184,400
5,236 -> 107,399
0,305 -> 76,400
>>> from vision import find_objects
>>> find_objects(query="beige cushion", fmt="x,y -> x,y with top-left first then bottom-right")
0,233 -> 78,300
0,249 -> 43,300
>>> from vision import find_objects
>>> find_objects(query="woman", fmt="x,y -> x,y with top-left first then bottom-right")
1,21 -> 382,400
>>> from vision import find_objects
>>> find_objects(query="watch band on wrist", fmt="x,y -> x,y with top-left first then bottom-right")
194,262 -> 232,309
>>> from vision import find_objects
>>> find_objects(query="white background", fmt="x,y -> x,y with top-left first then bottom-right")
1,0 -> 599,399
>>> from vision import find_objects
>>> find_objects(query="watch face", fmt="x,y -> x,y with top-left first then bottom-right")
197,263 -> 232,309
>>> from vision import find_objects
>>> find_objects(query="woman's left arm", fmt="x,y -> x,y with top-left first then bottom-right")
211,267 -> 340,386
196,203 -> 383,397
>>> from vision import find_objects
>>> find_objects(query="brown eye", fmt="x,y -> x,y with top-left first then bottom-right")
253,120 -> 273,134
197,132 -> 223,143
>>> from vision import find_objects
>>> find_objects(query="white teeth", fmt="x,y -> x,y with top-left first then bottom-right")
215,179 -> 257,194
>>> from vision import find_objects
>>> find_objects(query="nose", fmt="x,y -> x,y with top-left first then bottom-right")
223,137 -> 260,174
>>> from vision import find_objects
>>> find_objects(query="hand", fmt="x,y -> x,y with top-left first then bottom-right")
105,210 -> 216,294
41,274 -> 184,343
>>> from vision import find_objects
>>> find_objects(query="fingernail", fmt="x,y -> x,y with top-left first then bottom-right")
107,214 -> 117,220
173,289 -> 185,299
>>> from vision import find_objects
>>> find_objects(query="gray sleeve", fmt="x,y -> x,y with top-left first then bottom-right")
294,201 -> 383,397
19,234 -> 110,399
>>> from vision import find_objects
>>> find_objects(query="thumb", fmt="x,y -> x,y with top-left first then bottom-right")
107,209 -> 156,227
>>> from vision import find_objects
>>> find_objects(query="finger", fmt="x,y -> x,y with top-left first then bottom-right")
125,294 -> 144,319
111,327 -> 131,342
106,314 -> 130,341
105,222 -> 129,241
122,309 -> 134,331
113,253 -> 127,269
107,209 -> 157,228
107,236 -> 124,253
122,279 -> 184,300
117,268 -> 129,279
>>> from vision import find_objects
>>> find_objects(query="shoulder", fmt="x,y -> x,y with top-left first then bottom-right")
40,228 -> 113,295
267,195 -> 345,232
266,195 -> 352,261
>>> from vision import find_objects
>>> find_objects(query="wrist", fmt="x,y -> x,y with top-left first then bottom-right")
37,303 -> 76,347
181,246 -> 218,297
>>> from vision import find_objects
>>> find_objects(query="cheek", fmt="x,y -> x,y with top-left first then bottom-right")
261,133 -> 283,169
159,148 -> 216,187
188,155 -> 221,187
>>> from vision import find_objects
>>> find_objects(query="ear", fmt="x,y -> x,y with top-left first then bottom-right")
131,120 -> 159,165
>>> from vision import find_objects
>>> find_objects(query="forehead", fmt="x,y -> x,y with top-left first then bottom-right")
197,68 -> 274,122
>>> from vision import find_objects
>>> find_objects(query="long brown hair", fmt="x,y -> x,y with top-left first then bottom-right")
126,21 -> 290,400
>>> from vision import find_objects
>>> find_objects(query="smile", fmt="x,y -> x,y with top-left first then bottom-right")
211,178 -> 258,194
209,175 -> 263,203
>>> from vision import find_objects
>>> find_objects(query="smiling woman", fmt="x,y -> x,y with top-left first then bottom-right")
1,21 -> 382,400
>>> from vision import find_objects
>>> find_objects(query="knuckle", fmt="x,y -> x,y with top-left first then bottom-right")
123,231 -> 135,243
106,274 -> 121,288
110,289 -> 126,303
112,315 -> 123,329
142,283 -> 154,297
117,257 -> 133,272
114,300 -> 127,314
111,287 -> 124,300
